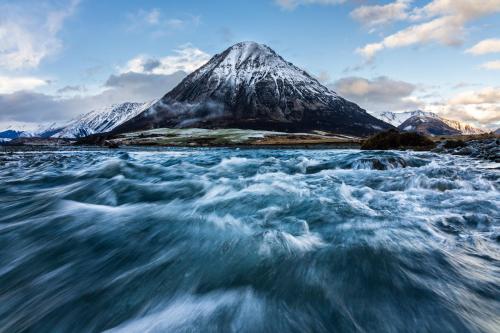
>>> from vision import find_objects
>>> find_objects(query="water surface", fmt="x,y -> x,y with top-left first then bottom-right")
0,148 -> 499,332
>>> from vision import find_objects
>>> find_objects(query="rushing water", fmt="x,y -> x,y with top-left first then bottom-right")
0,148 -> 499,333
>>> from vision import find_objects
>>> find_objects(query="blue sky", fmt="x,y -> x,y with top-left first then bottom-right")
0,0 -> 499,129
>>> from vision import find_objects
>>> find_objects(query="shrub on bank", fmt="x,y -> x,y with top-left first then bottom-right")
361,130 -> 435,150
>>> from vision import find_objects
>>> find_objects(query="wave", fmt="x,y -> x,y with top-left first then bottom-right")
0,148 -> 498,332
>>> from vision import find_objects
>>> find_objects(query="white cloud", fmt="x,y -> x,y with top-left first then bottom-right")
127,9 -> 200,32
425,87 -> 500,128
466,38 -> 500,55
0,76 -> 48,94
333,76 -> 500,129
411,0 -> 500,21
122,46 -> 210,75
357,0 -> 500,59
146,9 -> 161,25
0,46 -> 208,125
0,0 -> 80,70
275,0 -> 346,10
449,87 -> 500,105
350,0 -> 412,27
480,60 -> 500,70
332,76 -> 420,112
0,71 -> 187,125
357,42 -> 386,59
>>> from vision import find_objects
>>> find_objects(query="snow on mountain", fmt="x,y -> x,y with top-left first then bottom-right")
398,116 -> 461,136
0,129 -> 23,140
1,101 -> 155,140
187,41 -> 339,103
372,110 -> 485,135
115,41 -> 392,136
52,101 -> 155,138
0,122 -> 63,139
373,110 -> 440,127
439,118 -> 485,135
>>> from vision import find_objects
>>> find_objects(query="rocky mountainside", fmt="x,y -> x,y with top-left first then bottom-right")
374,110 -> 484,135
0,129 -> 23,140
114,41 -> 393,136
0,102 -> 154,140
398,116 -> 461,136
374,111 -> 439,127
0,123 -> 62,140
53,101 -> 155,138
440,118 -> 485,135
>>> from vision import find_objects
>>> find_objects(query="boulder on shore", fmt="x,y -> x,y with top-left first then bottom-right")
433,138 -> 499,162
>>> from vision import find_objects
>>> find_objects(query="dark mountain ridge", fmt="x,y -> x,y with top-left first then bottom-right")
113,41 -> 393,137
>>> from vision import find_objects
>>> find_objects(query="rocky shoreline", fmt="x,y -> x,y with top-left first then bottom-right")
2,129 -> 499,163
433,138 -> 499,162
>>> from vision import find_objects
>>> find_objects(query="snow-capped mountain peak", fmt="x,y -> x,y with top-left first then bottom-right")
186,41 -> 338,101
115,41 -> 392,137
53,101 -> 155,138
373,110 -> 439,127
1,102 -> 156,140
372,110 -> 485,135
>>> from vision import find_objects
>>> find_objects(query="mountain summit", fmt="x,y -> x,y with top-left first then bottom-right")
114,41 -> 392,136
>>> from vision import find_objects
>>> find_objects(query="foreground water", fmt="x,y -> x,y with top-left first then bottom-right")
0,148 -> 498,333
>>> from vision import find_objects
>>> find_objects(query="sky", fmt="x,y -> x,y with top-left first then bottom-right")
0,0 -> 499,130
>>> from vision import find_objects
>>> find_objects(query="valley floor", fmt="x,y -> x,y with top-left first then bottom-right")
108,128 -> 362,148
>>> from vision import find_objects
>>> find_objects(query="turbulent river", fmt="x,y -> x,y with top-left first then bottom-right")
0,148 -> 499,333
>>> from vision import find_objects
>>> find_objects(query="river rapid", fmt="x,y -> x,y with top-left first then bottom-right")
0,148 -> 498,333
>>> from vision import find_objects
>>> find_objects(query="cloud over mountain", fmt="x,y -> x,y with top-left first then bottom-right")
0,0 -> 80,70
331,76 -> 420,112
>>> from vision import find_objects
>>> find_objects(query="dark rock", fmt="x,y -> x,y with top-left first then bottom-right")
104,141 -> 120,149
443,140 -> 466,149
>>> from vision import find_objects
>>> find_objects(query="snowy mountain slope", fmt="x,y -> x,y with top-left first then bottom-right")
0,122 -> 64,139
0,130 -> 23,139
115,41 -> 393,136
439,118 -> 485,135
52,101 -> 156,138
373,110 -> 485,135
373,111 -> 440,127
398,116 -> 461,136
1,101 -> 155,140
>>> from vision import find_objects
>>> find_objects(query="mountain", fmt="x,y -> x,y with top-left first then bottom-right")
398,116 -> 461,136
53,101 -> 155,138
1,102 -> 154,140
114,41 -> 393,137
0,129 -> 23,140
373,110 -> 484,135
439,118 -> 485,135
374,110 -> 440,127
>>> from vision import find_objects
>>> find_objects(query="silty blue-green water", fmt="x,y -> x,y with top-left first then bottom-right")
0,148 -> 498,332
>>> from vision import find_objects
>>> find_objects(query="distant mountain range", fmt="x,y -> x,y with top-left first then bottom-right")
52,101 -> 155,138
372,110 -> 485,135
0,102 -> 153,140
113,41 -> 392,137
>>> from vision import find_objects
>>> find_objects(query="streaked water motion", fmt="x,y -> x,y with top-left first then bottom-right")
0,148 -> 499,332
